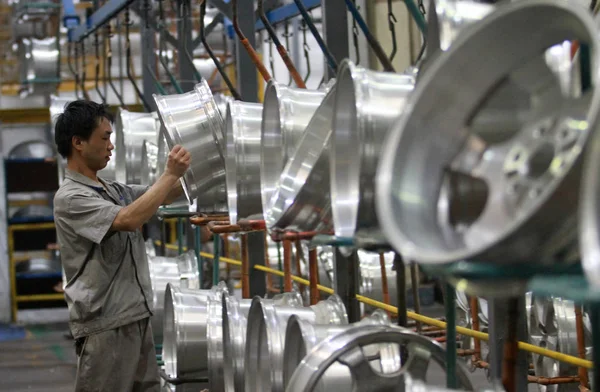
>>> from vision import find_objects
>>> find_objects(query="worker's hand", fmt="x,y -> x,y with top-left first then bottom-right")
166,145 -> 191,178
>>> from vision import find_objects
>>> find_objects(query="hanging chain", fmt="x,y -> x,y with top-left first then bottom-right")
283,22 -> 293,85
266,35 -> 276,80
301,18 -> 311,84
351,0 -> 360,65
387,0 -> 398,61
418,0 -> 426,17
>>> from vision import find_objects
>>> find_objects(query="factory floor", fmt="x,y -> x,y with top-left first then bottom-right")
0,306 -> 537,392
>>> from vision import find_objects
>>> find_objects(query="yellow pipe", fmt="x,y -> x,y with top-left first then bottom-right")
16,293 -> 65,302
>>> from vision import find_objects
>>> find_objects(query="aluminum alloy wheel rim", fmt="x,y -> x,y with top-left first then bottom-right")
163,284 -> 227,378
376,0 -> 600,265
330,60 -> 415,245
114,109 -> 160,184
223,295 -> 251,392
265,85 -> 337,232
153,80 -> 226,205
260,81 -> 329,219
245,294 -> 347,392
286,324 -> 474,392
225,101 -> 264,224
207,296 -> 225,391
141,140 -> 159,186
149,257 -> 180,344
282,310 -> 390,390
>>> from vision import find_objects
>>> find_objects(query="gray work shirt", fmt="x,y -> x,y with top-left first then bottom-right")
53,169 -> 152,339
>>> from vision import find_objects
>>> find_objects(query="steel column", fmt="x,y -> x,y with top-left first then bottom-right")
487,296 -> 528,392
247,231 -> 267,297
177,0 -> 196,92
234,0 -> 258,102
334,249 -> 361,323
322,0 -> 349,80
138,0 -> 158,110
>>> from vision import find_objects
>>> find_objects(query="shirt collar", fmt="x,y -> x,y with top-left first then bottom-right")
64,169 -> 105,192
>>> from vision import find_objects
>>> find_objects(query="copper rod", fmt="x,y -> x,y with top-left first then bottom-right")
309,248 -> 319,305
232,0 -> 272,82
379,253 -> 391,316
529,376 -> 580,385
575,304 -> 590,389
258,0 -> 306,88
501,298 -> 519,392
294,240 -> 305,294
283,240 -> 293,292
241,233 -> 250,299
470,296 -> 482,363
457,349 -> 477,357
189,215 -> 229,225
264,231 -> 275,293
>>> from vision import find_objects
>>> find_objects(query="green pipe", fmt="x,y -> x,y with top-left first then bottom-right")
177,218 -> 184,255
213,235 -> 220,286
403,0 -> 427,36
194,226 -> 203,286
445,283 -> 457,389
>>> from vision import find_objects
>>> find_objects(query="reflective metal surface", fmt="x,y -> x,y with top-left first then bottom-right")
266,86 -> 337,232
245,294 -> 347,392
141,140 -> 159,186
163,283 -> 227,378
8,140 -> 54,159
114,109 -> 160,185
223,295 -> 252,392
19,36 -> 59,94
175,250 -> 200,290
377,0 -> 600,265
260,81 -> 329,218
207,296 -> 225,392
282,310 -> 391,391
357,250 -> 397,309
225,101 -> 263,224
331,60 -> 415,245
286,324 -> 474,392
154,80 -> 226,207
526,294 -> 592,391
148,255 -> 180,344
156,131 -> 168,178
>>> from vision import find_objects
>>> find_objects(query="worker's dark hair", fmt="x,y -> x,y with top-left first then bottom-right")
54,100 -> 114,158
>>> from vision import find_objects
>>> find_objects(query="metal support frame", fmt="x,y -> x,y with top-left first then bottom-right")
207,0 -> 232,20
322,0 -> 350,80
71,0 -> 136,42
192,13 -> 224,49
333,249 -> 361,323
487,296 -> 529,392
177,0 -> 197,91
247,231 -> 267,297
234,0 -> 258,102
138,0 -> 158,110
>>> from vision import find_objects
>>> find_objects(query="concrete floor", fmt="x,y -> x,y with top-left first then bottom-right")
0,323 -> 76,392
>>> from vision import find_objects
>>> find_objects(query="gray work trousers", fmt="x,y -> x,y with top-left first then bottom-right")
74,317 -> 160,392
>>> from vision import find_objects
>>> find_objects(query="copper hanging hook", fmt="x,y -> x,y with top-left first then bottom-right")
258,0 -> 305,88
232,0 -> 272,82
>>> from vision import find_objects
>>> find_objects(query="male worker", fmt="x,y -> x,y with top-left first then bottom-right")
53,100 -> 191,391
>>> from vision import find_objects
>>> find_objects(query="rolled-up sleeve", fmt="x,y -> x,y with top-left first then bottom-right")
65,194 -> 123,244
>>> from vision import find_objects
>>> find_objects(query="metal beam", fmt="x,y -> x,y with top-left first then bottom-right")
62,0 -> 80,35
247,232 -> 267,297
138,0 -> 158,110
255,0 -> 321,30
177,0 -> 196,91
207,0 -> 232,20
70,0 -> 136,42
235,0 -> 258,102
132,7 -> 178,47
322,0 -> 349,80
192,13 -> 224,49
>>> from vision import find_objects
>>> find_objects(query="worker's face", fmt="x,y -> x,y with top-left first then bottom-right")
74,117 -> 114,171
